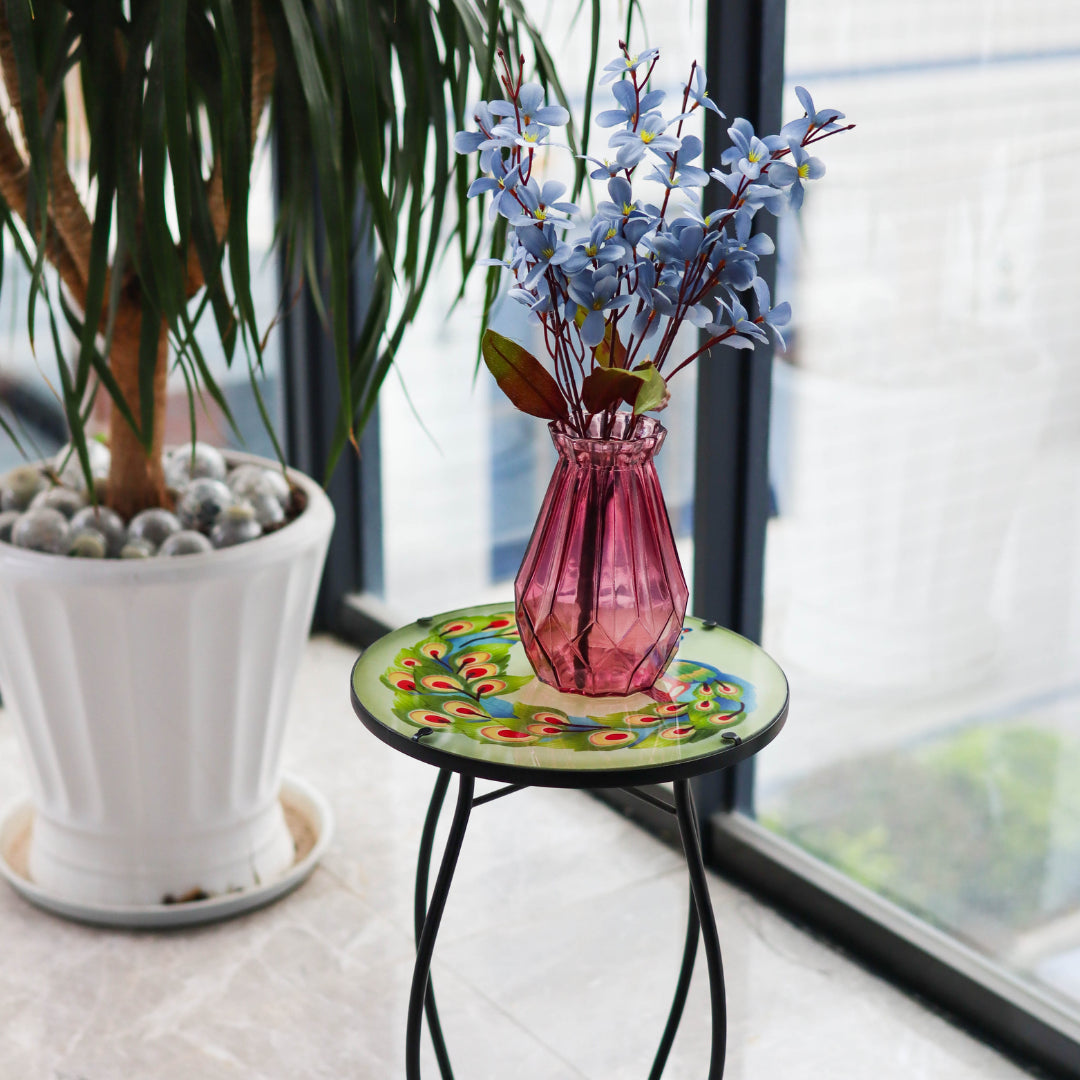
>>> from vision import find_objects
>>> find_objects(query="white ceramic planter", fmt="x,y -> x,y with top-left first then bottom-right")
769,358 -> 1051,692
0,453 -> 333,907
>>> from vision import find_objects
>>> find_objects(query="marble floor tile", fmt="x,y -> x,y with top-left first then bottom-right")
0,636 -> 1039,1079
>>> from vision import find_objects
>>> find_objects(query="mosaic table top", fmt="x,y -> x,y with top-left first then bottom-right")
350,603 -> 789,788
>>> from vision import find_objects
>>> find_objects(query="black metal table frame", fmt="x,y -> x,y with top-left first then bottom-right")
350,637 -> 788,1080
409,769 -> 727,1080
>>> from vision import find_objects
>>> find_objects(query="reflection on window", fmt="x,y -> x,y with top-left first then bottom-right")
757,0 -> 1080,1018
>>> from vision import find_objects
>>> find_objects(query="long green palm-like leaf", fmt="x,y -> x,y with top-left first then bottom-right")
0,0 -> 598,504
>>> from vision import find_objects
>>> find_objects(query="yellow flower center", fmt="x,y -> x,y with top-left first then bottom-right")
585,244 -> 598,256
621,202 -> 634,216
593,300 -> 603,310
798,162 -> 810,178
534,207 -> 547,220
606,227 -> 617,239
542,247 -> 555,258
640,130 -> 656,144
522,131 -> 538,143
747,148 -> 762,163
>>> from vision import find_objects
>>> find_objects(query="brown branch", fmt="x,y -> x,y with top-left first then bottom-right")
184,0 -> 277,298
0,117 -> 88,308
0,11 -> 95,308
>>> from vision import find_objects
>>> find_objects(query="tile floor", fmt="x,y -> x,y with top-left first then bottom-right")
0,637 -> 1037,1079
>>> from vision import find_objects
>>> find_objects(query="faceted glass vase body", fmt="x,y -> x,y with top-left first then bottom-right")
515,414 -> 689,696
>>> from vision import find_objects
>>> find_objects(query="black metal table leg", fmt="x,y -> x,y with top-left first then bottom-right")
408,772 -> 475,1080
414,769 -> 455,1080
674,778 -> 727,1080
649,881 -> 701,1079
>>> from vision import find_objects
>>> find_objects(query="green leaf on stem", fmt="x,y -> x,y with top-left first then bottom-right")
580,361 -> 668,416
631,361 -> 668,415
482,329 -> 568,422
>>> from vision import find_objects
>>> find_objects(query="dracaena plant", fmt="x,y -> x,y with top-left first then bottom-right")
455,42 -> 854,438
0,0 -> 587,521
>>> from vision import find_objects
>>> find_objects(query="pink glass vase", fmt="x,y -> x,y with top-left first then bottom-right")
515,413 -> 689,696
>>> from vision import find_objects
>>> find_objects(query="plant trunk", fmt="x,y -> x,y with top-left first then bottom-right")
106,301 -> 168,519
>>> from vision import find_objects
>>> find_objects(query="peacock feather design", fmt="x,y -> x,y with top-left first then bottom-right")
380,612 -> 756,752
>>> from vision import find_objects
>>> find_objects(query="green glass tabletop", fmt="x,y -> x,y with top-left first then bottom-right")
350,603 -> 789,787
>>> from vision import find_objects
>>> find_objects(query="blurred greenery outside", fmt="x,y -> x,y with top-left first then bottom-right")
761,720 -> 1080,950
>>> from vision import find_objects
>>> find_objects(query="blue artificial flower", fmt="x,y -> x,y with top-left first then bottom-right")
453,101 -> 498,155
491,120 -> 553,153
562,218 -> 637,274
466,156 -> 524,219
506,178 -> 579,227
732,209 -> 775,257
516,221 -> 573,287
597,176 -> 639,220
595,80 -> 666,129
567,267 -> 633,347
709,166 -> 787,216
582,154 -> 623,180
489,82 -> 570,127
781,86 -> 846,142
765,142 -> 825,210
647,133 -> 710,188
751,277 -> 792,348
609,111 -> 681,168
720,118 -> 786,180
680,66 -> 724,118
704,296 -> 768,348
599,47 -> 660,86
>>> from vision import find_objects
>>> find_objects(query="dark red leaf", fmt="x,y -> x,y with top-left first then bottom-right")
482,329 -> 568,422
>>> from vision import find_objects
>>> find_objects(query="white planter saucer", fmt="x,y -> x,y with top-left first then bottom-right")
0,774 -> 333,929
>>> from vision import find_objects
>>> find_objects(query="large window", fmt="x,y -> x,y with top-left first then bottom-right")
706,2 -> 1080,1073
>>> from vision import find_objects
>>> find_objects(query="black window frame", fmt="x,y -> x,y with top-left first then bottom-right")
280,4 -> 1080,1074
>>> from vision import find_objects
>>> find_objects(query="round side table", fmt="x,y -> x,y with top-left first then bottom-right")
350,603 -> 789,1080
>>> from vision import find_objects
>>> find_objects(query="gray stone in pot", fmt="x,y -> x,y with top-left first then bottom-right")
12,507 -> 70,554
159,530 -> 213,557
128,508 -> 182,549
1,465 -> 48,512
177,478 -> 233,533
71,506 -> 127,558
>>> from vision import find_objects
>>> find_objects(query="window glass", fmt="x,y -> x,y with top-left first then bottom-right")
757,0 -> 1080,1018
375,1 -> 705,621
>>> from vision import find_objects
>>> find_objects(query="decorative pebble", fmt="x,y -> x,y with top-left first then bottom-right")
70,506 -> 127,558
68,529 -> 108,558
177,478 -> 233,532
227,464 -> 291,510
54,441 -> 111,490
128,508 -> 182,548
30,486 -> 88,519
0,454 -> 290,560
247,491 -> 285,529
1,465 -> 48,512
165,442 -> 228,487
159,530 -> 213,557
0,509 -> 20,543
11,508 -> 70,554
120,538 -> 156,559
211,501 -> 263,548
